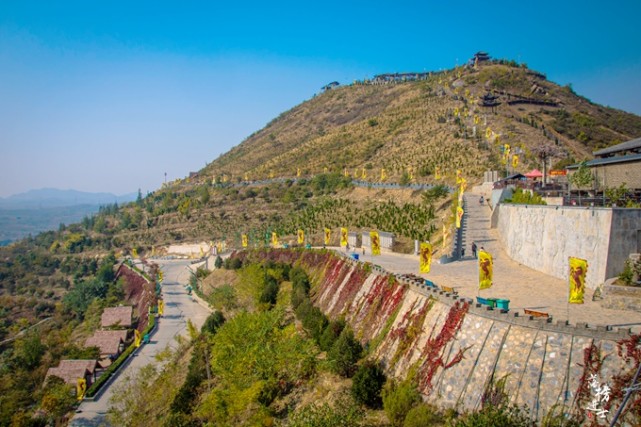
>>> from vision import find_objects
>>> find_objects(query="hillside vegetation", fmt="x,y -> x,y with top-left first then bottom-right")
1,56 -> 641,424
207,61 -> 641,183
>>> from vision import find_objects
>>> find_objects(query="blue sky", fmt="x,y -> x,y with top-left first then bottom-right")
1,0 -> 640,197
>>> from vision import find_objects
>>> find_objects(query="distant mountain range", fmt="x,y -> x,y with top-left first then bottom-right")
0,189 -> 137,245
0,188 -> 137,209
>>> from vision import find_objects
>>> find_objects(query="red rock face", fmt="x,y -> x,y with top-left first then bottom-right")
115,264 -> 155,331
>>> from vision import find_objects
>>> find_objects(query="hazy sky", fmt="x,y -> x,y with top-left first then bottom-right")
1,1 -> 640,197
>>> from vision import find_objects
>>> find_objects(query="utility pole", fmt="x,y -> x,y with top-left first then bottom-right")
609,357 -> 641,426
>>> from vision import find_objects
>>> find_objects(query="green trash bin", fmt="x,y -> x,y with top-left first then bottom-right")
495,299 -> 510,310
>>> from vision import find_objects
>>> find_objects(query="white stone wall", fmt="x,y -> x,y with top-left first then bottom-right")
607,209 -> 641,278
361,232 -> 371,248
495,204 -> 614,289
379,231 -> 394,249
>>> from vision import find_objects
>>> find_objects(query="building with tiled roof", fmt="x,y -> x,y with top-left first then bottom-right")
85,330 -> 128,359
45,359 -> 100,387
567,137 -> 641,191
593,136 -> 641,158
100,306 -> 133,328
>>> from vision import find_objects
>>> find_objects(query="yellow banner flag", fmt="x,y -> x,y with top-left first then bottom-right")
456,205 -> 464,228
512,154 -> 519,168
134,329 -> 141,348
324,167 -> 328,174
459,177 -> 467,194
324,228 -> 331,246
269,171 -> 274,179
479,250 -> 493,290
132,248 -> 138,259
407,167 -> 414,181
344,168 -> 349,177
474,115 -> 480,125
361,167 -> 367,179
435,166 -> 441,180
340,228 -> 348,247
297,229 -> 305,244
158,299 -> 164,316
419,242 -> 433,273
380,168 -> 387,181
454,107 -> 460,116
242,234 -> 248,248
442,223 -> 449,250
77,378 -> 87,401
486,127 -> 492,139
456,169 -> 463,184
297,167 -> 301,177
244,172 -> 249,181
370,231 -> 381,256
271,232 -> 279,247
158,270 -> 163,281
569,257 -> 588,304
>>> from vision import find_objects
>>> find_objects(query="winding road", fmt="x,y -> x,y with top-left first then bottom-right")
70,259 -> 211,427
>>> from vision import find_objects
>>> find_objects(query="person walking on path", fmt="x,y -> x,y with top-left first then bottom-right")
471,242 -> 477,259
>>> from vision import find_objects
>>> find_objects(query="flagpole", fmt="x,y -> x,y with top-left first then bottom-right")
477,254 -> 480,298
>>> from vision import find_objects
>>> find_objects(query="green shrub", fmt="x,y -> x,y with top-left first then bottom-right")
214,255 -> 223,269
291,284 -> 308,310
290,266 -> 308,288
422,185 -> 450,205
452,405 -> 530,427
620,259 -> 634,285
540,404 -> 581,427
382,378 -> 422,427
403,404 -> 443,427
259,276 -> 279,306
208,284 -> 238,310
170,337 -> 208,414
288,394 -> 364,427
223,257 -> 243,270
201,310 -> 225,335
297,300 -> 329,342
319,319 -> 346,352
351,361 -> 386,408
504,188 -> 546,205
162,412 -> 192,427
328,327 -> 362,377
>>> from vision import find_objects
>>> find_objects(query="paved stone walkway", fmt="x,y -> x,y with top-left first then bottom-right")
348,187 -> 641,333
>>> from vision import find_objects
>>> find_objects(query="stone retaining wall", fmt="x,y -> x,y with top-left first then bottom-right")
494,204 -> 641,289
375,267 -> 636,423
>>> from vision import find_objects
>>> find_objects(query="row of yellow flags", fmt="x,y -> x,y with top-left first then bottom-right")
222,121 -> 525,184
236,158 -> 521,184
244,228 -> 383,255
420,244 -> 587,303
